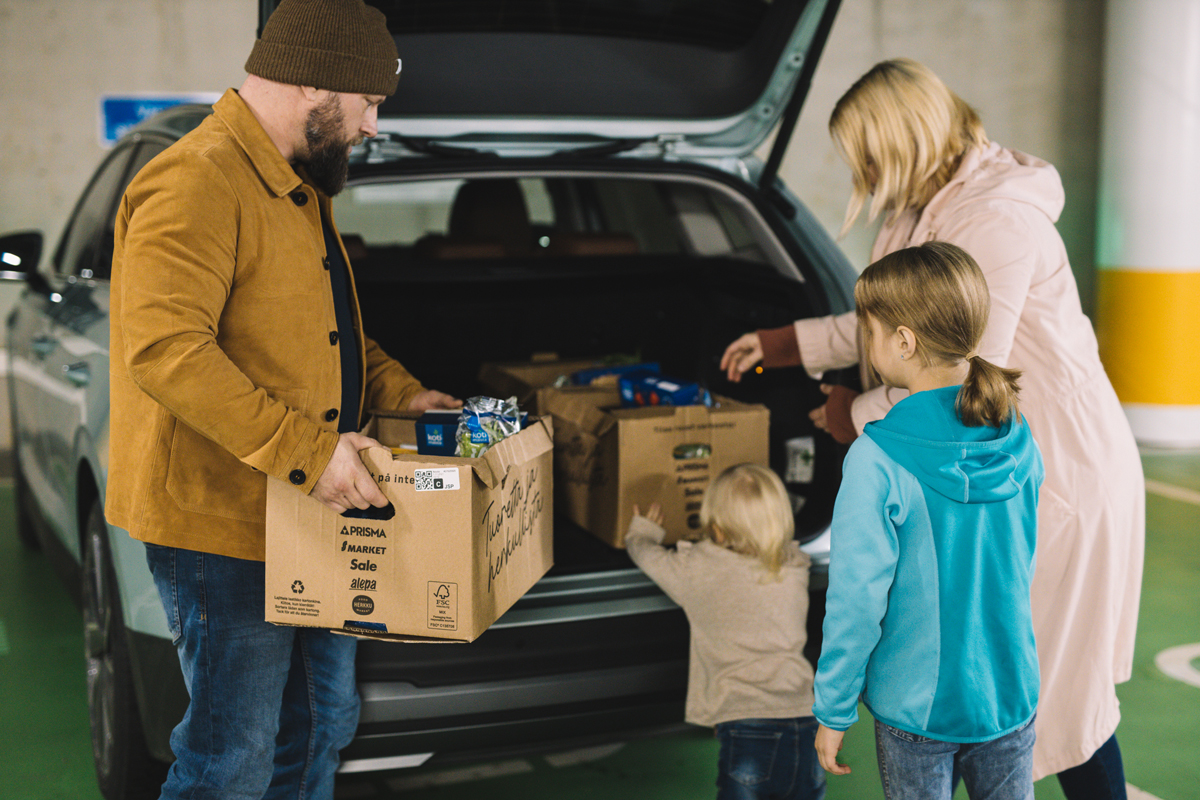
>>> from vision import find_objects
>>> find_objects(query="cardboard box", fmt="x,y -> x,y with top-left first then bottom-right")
477,356 -> 655,415
477,357 -> 598,414
542,388 -> 769,548
265,412 -> 555,642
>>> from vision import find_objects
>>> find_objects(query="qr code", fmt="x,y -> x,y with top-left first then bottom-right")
414,467 -> 458,493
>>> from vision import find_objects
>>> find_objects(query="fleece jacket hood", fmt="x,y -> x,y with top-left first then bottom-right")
864,385 -> 1038,505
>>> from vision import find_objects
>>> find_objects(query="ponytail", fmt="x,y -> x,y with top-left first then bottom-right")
957,354 -> 1022,427
856,241 -> 1024,428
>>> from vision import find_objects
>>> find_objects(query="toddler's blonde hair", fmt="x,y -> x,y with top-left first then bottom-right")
699,463 -> 794,581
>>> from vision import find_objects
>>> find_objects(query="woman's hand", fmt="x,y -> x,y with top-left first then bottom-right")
815,724 -> 852,775
809,383 -> 834,433
720,332 -> 764,383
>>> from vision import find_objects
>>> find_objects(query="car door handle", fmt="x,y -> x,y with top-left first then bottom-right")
31,334 -> 57,358
62,361 -> 91,387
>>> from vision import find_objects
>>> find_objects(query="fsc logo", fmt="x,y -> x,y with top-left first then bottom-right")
427,582 -> 458,631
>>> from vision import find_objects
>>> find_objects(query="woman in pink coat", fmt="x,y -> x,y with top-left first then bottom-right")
723,59 -> 1144,797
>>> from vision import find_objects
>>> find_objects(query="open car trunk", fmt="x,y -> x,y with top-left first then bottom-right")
349,227 -> 851,566
326,169 -> 846,761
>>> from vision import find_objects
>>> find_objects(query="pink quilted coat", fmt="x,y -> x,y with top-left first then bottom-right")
793,142 -> 1145,778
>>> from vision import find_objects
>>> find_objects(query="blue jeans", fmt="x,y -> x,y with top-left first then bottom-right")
874,716 -> 1035,800
715,717 -> 826,800
145,544 -> 360,800
1057,735 -> 1126,800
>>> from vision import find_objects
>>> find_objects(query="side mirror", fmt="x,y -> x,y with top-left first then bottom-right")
0,231 -> 44,280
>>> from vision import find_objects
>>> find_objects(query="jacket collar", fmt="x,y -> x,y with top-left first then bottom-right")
212,89 -> 304,199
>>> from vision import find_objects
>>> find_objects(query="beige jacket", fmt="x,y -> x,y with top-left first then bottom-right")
792,143 -> 1145,778
107,90 -> 424,561
625,516 -> 815,728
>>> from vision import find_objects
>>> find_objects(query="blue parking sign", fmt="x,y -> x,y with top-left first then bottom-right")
99,94 -> 221,146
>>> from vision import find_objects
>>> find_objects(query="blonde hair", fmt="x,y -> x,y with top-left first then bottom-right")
855,241 -> 1022,427
829,58 -> 988,237
699,463 -> 794,581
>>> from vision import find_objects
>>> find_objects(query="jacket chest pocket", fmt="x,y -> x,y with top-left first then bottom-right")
236,205 -> 335,299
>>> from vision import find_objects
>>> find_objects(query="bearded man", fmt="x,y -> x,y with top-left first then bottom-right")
107,1 -> 459,797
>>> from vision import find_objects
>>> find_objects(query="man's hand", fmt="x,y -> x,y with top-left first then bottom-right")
312,432 -> 389,513
719,332 -> 764,383
407,389 -> 463,412
814,724 -> 851,775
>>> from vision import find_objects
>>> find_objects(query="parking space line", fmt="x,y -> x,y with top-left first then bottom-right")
1155,643 -> 1200,689
1145,479 -> 1200,507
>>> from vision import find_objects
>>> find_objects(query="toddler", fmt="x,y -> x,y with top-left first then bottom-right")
628,463 -> 823,800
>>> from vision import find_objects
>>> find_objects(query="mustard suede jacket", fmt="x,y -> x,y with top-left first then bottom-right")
107,89 -> 424,561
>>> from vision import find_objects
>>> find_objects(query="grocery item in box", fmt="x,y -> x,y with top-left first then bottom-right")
455,396 -> 523,458
571,362 -> 660,386
415,410 -> 462,456
619,374 -> 713,408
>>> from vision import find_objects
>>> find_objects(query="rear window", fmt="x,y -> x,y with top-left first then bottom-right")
368,0 -> 770,50
333,175 -> 769,262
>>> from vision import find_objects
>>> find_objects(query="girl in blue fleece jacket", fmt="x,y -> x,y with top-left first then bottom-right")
813,241 -> 1043,800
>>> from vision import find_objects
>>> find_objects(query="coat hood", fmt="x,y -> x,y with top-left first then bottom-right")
863,386 -> 1039,504
928,141 -> 1065,225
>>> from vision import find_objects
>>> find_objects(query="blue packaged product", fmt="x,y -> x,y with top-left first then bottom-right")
415,410 -> 462,456
619,374 -> 713,408
571,362 -> 660,386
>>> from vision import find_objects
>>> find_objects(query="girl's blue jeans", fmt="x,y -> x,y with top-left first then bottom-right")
145,544 -> 360,800
874,715 -> 1036,800
714,717 -> 826,800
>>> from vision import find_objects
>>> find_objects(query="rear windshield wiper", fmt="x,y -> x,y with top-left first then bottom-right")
547,138 -> 649,159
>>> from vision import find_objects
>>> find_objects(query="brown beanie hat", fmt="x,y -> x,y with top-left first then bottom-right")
245,0 -> 400,96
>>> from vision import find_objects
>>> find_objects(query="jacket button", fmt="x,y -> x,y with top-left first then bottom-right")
325,408 -> 338,422
289,469 -> 306,485
329,331 -> 339,345
291,191 -> 308,206
323,257 -> 330,270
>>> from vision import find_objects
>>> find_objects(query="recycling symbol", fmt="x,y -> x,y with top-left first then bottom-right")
291,580 -> 305,594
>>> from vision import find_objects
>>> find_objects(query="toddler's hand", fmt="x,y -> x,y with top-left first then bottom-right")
633,503 -> 664,527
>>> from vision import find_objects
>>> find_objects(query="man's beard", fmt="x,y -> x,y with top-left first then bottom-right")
300,97 -> 359,197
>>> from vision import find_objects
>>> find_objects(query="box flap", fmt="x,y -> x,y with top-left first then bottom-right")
364,414 -> 554,491
540,387 -> 620,438
479,416 -> 555,490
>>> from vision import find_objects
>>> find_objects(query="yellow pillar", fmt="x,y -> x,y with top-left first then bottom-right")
1096,0 -> 1200,447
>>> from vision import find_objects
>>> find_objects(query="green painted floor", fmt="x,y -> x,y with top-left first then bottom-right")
0,449 -> 1197,799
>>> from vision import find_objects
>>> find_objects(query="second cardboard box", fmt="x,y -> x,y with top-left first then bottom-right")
543,388 -> 769,547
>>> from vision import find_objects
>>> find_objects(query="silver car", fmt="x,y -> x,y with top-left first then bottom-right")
1,1 -> 854,798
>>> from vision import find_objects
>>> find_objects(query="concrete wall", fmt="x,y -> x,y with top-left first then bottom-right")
778,0 -> 1105,307
0,0 -> 1107,298
0,0 -> 1106,443
0,0 -> 256,249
